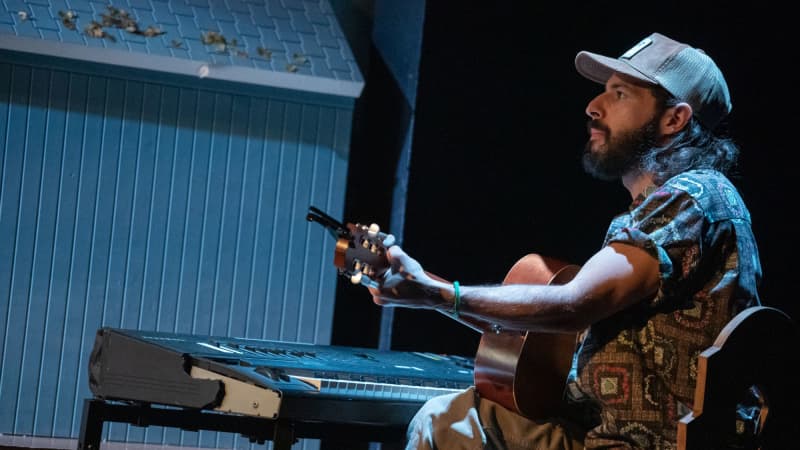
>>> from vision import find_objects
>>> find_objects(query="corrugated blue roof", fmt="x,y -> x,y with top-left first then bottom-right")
0,0 -> 363,97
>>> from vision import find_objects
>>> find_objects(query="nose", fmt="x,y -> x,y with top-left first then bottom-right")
585,95 -> 601,119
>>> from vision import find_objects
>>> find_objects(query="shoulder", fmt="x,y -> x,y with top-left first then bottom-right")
659,169 -> 751,223
661,169 -> 735,197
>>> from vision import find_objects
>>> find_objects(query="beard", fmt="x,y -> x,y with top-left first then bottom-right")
582,116 -> 660,181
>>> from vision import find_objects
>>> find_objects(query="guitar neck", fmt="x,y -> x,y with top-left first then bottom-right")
436,308 -> 492,333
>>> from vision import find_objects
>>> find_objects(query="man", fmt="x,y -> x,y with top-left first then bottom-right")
366,33 -> 762,449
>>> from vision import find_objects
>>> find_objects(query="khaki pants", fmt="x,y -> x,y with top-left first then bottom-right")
404,387 -> 585,450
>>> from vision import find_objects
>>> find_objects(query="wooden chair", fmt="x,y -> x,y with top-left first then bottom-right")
678,306 -> 799,449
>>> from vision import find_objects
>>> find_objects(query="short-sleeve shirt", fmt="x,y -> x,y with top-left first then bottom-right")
564,169 -> 762,449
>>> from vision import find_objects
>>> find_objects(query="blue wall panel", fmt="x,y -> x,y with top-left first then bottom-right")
0,57 -> 351,450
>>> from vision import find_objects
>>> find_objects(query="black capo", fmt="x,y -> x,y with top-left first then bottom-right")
306,205 -> 350,239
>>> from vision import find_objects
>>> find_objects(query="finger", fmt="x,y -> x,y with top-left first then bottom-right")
386,245 -> 403,260
387,246 -> 412,268
361,276 -> 381,291
387,247 -> 423,277
385,247 -> 406,273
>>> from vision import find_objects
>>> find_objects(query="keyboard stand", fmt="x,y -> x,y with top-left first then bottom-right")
76,398 -> 407,450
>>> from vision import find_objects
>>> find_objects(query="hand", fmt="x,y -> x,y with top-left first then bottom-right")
366,245 -> 448,309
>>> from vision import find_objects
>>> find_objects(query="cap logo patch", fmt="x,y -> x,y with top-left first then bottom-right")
621,37 -> 653,59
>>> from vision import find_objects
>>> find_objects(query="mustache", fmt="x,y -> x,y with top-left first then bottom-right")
587,119 -> 610,134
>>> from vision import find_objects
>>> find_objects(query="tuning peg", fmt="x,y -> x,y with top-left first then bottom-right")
367,223 -> 380,237
350,271 -> 363,284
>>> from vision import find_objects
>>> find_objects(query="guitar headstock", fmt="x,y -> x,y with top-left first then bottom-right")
307,206 -> 395,285
335,222 -> 394,284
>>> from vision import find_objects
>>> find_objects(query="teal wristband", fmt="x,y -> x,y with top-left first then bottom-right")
452,281 -> 461,318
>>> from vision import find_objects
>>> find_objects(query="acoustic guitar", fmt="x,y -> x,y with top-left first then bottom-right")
307,206 -> 579,419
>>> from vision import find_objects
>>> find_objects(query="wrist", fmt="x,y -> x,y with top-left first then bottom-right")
435,281 -> 462,317
452,281 -> 461,317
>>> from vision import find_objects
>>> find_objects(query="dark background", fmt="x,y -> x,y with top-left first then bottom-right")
329,2 -> 796,359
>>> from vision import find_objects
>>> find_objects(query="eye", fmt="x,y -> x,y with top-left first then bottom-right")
615,90 -> 626,99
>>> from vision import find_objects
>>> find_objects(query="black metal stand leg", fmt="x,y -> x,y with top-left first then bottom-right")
77,399 -> 104,450
272,420 -> 296,450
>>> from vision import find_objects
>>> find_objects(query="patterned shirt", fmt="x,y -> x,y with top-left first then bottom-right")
564,169 -> 762,449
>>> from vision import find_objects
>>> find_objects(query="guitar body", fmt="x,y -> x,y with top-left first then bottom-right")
473,254 -> 580,420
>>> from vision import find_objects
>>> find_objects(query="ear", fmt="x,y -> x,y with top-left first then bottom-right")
660,102 -> 693,134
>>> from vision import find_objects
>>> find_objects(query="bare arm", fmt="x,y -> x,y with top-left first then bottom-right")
368,242 -> 660,333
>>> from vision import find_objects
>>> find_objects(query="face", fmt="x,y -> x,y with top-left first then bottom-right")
582,73 -> 663,180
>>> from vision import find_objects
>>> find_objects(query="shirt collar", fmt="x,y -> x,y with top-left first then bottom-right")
629,184 -> 659,210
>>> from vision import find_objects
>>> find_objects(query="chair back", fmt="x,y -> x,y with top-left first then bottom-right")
678,306 -> 798,449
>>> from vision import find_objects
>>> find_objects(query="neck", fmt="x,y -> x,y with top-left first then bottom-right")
622,171 -> 656,200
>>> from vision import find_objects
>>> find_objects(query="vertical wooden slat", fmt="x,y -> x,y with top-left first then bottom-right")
53,72 -> 91,436
142,83 -> 178,439
203,93 -> 233,344
232,97 -> 266,340
303,106 -> 335,345
251,99 -> 283,340
77,77 -> 120,438
178,90 -> 218,449
34,69 -> 72,435
0,62 -> 12,365
115,78 -> 143,332
1,63 -> 32,432
135,82 -> 166,332
159,88 -> 197,447
159,88 -> 195,334
120,81 -> 153,445
29,67 -> 66,434
283,104 -> 318,343
261,99 -> 289,341
15,66 -> 51,435
274,102 -> 301,341
242,96 -> 270,338
177,91 -> 213,341
215,94 -> 249,341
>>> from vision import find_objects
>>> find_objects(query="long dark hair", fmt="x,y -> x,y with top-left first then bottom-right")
640,86 -> 740,185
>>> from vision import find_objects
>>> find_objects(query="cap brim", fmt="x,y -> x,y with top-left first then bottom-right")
575,51 -> 657,86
